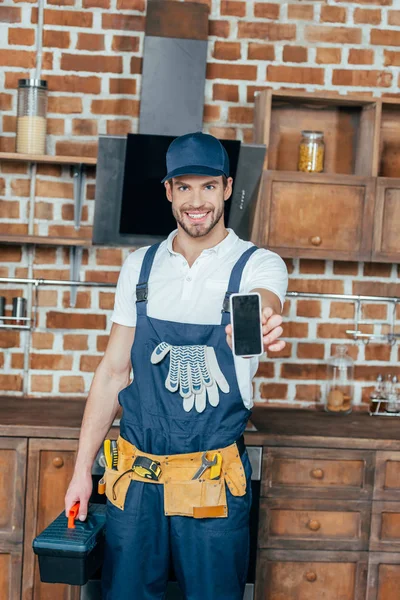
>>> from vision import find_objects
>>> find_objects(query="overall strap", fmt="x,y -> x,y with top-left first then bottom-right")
221,246 -> 259,326
136,243 -> 161,316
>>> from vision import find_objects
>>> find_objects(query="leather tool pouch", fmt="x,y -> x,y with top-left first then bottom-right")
104,466 -> 132,511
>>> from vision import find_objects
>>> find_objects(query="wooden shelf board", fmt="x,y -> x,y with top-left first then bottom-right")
0,152 -> 97,166
0,234 -> 92,247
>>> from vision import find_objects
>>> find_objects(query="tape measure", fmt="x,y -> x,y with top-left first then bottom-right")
132,456 -> 161,481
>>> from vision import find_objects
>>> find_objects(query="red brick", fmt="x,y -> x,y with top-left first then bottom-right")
59,376 -> 85,393
208,126 -> 237,140
34,247 -> 57,264
48,96 -> 82,114
349,49 -> 374,65
220,1 -> 246,17
34,202 -> 53,220
76,33 -> 105,52
0,201 -> 19,219
238,22 -> 296,41
0,6 -> 21,22
333,261 -> 358,275
335,0 -> 390,4
0,137 -> 16,152
299,259 -> 326,274
31,375 -> 53,393
317,323 -> 373,339
353,281 -> 400,298
283,45 -> 308,63
213,41 -> 241,61
2,115 -> 16,132
109,78 -> 137,95
329,302 -> 354,319
267,66 -> 324,85
355,365 -> 400,382
102,13 -> 145,31
388,10 -> 400,26
306,26 -> 361,45
112,35 -> 140,53
63,334 -> 88,351
320,5 -> 346,23
297,343 -> 324,360
30,354 -> 73,370
331,344 -> 359,362
36,180 -> 73,199
72,119 -> 98,136
37,290 -> 58,307
281,363 -> 328,380
48,224 -> 93,239
0,49 -> 35,68
117,0 -> 145,8
289,278 -> 344,294
11,353 -> 24,369
207,63 -> 257,80
32,332 -> 54,350
10,178 -> 30,197
296,300 -> 321,318
47,119 -> 65,135
34,268 -> 69,280
209,20 -> 230,38
260,383 -> 288,400
282,321 -> 309,338
287,4 -> 314,20
0,331 -> 20,348
63,291 -> 91,309
255,362 -> 275,378
332,69 -> 392,87
31,8 -> 92,27
213,83 -> 239,102
83,0 -> 110,6
354,8 -> 381,24
254,2 -> 280,19
91,98 -> 139,115
46,312 -> 106,330
46,74 -> 101,94
85,270 -> 119,284
99,292 -> 115,310
295,384 -> 322,403
385,51 -> 400,66
248,43 -> 274,61
96,248 -> 123,266
362,304 -> 387,321
55,141 -> 97,159
0,246 -> 22,262
265,341 -> 293,359
106,120 -> 132,135
228,106 -> 254,124
365,344 -> 391,362
0,224 -> 28,235
363,262 -> 392,277
97,335 -> 109,352
371,29 -> 400,47
80,355 -> 102,372
61,53 -> 122,73
8,28 -> 35,46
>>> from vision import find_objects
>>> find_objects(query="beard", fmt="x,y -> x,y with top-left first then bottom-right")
172,199 -> 225,238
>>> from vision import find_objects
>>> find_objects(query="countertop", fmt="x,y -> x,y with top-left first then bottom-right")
1,396 -> 400,450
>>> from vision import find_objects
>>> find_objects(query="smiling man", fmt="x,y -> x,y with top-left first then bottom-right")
65,131 -> 288,600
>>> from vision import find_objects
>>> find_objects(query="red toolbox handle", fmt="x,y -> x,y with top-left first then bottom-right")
68,502 -> 80,529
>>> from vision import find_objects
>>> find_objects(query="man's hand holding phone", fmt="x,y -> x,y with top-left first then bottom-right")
225,293 -> 285,357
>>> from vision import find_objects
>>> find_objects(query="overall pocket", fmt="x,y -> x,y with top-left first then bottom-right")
164,477 -> 227,518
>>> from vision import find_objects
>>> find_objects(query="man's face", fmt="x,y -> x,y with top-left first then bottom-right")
165,174 -> 233,238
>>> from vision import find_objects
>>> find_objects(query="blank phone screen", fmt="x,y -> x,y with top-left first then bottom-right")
231,295 -> 262,356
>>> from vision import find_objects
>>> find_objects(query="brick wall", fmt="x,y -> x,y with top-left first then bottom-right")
0,0 -> 399,408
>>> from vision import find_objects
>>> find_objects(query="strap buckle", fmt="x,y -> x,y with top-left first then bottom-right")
132,456 -> 162,481
222,292 -> 232,313
136,283 -> 148,303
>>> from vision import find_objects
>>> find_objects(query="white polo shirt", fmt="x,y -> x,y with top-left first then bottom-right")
111,229 -> 288,409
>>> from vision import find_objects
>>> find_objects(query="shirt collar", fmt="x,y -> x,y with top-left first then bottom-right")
166,228 -> 238,259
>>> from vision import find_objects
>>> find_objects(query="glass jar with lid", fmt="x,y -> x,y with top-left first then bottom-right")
325,345 -> 354,414
298,130 -> 325,173
16,79 -> 48,155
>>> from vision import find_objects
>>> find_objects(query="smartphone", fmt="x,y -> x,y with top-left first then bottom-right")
230,292 -> 263,357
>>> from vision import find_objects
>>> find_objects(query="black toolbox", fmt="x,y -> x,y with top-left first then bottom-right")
32,503 -> 106,586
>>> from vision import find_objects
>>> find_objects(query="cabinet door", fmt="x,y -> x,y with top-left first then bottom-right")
370,501 -> 400,552
367,553 -> 400,600
374,452 -> 400,501
256,549 -> 368,600
22,439 -> 80,600
372,178 -> 400,262
253,171 -> 375,261
0,438 -> 27,600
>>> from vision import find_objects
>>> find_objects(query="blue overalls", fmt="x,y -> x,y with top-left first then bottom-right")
102,243 -> 257,600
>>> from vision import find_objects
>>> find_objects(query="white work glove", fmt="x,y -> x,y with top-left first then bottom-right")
150,342 -> 230,413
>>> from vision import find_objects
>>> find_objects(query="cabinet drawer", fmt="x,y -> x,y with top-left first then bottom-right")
258,498 -> 370,551
370,501 -> 400,552
262,448 -> 374,500
256,549 -> 368,600
374,452 -> 400,501
367,553 -> 400,600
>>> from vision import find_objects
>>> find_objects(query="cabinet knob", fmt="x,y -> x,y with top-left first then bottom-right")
53,457 -> 64,468
310,236 -> 322,246
305,571 -> 317,583
307,519 -> 321,531
311,468 -> 324,480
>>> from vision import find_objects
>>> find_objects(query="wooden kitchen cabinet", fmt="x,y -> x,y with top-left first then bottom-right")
372,178 -> 400,263
0,438 -> 27,600
256,549 -> 368,600
367,554 -> 400,600
22,438 -> 79,600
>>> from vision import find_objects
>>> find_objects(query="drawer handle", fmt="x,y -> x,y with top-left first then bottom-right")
310,236 -> 322,246
307,519 -> 321,531
53,457 -> 64,468
305,571 -> 317,583
311,468 -> 324,480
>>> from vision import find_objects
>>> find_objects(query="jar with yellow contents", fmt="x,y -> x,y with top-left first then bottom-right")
298,130 -> 325,173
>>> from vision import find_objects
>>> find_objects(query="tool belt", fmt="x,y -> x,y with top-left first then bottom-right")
100,435 -> 247,519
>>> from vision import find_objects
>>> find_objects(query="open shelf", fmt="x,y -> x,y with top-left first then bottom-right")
379,100 -> 400,178
0,152 -> 97,166
0,234 -> 92,247
254,90 -> 379,177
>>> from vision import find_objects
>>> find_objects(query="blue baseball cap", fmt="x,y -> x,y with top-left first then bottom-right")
161,131 -> 230,183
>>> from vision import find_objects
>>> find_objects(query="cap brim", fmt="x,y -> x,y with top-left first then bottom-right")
161,165 -> 226,183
